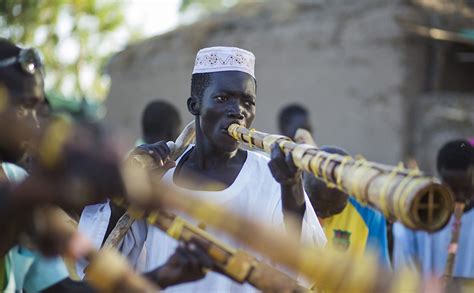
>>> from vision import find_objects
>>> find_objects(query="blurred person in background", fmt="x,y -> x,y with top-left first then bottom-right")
303,145 -> 391,268
393,139 -> 474,282
0,38 -> 74,292
278,103 -> 313,140
137,100 -> 181,145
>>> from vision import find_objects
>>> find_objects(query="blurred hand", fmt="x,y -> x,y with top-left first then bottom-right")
127,141 -> 176,176
150,239 -> 213,289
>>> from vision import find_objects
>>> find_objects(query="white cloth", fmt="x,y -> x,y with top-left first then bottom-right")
193,46 -> 256,78
144,147 -> 326,292
393,209 -> 474,278
75,201 -> 148,279
2,162 -> 28,183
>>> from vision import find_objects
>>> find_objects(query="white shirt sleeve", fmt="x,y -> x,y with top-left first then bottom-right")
76,202 -> 111,279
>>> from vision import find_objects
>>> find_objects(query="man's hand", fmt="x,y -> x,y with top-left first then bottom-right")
268,143 -> 306,235
147,240 -> 213,289
268,143 -> 302,187
128,141 -> 176,176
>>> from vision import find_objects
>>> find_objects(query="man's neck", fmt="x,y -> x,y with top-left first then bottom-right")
189,122 -> 240,170
190,142 -> 239,170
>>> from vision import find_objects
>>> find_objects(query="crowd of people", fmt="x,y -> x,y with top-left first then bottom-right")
0,39 -> 472,292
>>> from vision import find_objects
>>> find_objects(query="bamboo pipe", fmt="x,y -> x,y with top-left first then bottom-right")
227,124 -> 454,232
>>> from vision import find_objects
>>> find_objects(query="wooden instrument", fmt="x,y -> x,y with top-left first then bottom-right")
227,124 -> 454,232
443,202 -> 465,280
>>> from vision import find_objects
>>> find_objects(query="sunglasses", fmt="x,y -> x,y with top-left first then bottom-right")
0,48 -> 45,76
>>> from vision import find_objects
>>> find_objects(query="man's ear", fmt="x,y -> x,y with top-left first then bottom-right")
187,96 -> 200,116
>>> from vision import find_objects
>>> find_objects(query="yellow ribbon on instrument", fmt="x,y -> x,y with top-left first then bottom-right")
379,162 -> 405,216
337,156 -> 352,191
247,128 -> 256,148
146,212 -> 159,225
396,175 -> 423,228
229,124 -> 239,140
350,157 -> 370,204
167,217 -> 186,240
391,169 -> 421,221
322,154 -> 338,188
311,152 -> 325,177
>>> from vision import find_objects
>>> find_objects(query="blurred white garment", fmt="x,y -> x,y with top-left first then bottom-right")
76,201 -> 147,279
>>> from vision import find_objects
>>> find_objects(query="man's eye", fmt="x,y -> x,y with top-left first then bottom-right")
215,96 -> 227,102
244,101 -> 255,107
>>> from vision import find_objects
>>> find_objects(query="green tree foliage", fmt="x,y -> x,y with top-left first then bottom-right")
0,0 -> 137,101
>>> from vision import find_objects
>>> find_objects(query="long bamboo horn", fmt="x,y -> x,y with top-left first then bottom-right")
227,124 -> 454,232
166,120 -> 196,160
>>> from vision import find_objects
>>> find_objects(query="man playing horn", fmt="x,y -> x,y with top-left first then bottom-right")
393,139 -> 474,282
134,46 -> 326,292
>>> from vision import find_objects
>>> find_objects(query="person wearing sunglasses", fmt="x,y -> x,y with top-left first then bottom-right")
0,38 -> 74,292
1,39 -> 215,292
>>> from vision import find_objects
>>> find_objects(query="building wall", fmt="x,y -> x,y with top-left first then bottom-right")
106,0 -> 413,165
414,95 -> 474,174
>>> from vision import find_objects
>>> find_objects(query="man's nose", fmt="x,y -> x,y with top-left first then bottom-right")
226,102 -> 244,119
227,107 -> 244,120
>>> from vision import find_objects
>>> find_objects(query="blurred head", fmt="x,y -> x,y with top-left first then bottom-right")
141,100 -> 181,143
0,39 -> 45,162
188,47 -> 257,152
304,146 -> 350,218
436,139 -> 474,203
278,103 -> 312,140
0,39 -> 45,111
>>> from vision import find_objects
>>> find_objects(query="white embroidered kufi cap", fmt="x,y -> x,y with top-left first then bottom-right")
192,46 -> 256,79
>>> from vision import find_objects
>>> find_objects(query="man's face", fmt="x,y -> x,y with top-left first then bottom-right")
1,65 -> 45,127
304,173 -> 348,218
198,71 -> 256,152
0,68 -> 45,163
439,167 -> 474,203
282,114 -> 311,139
